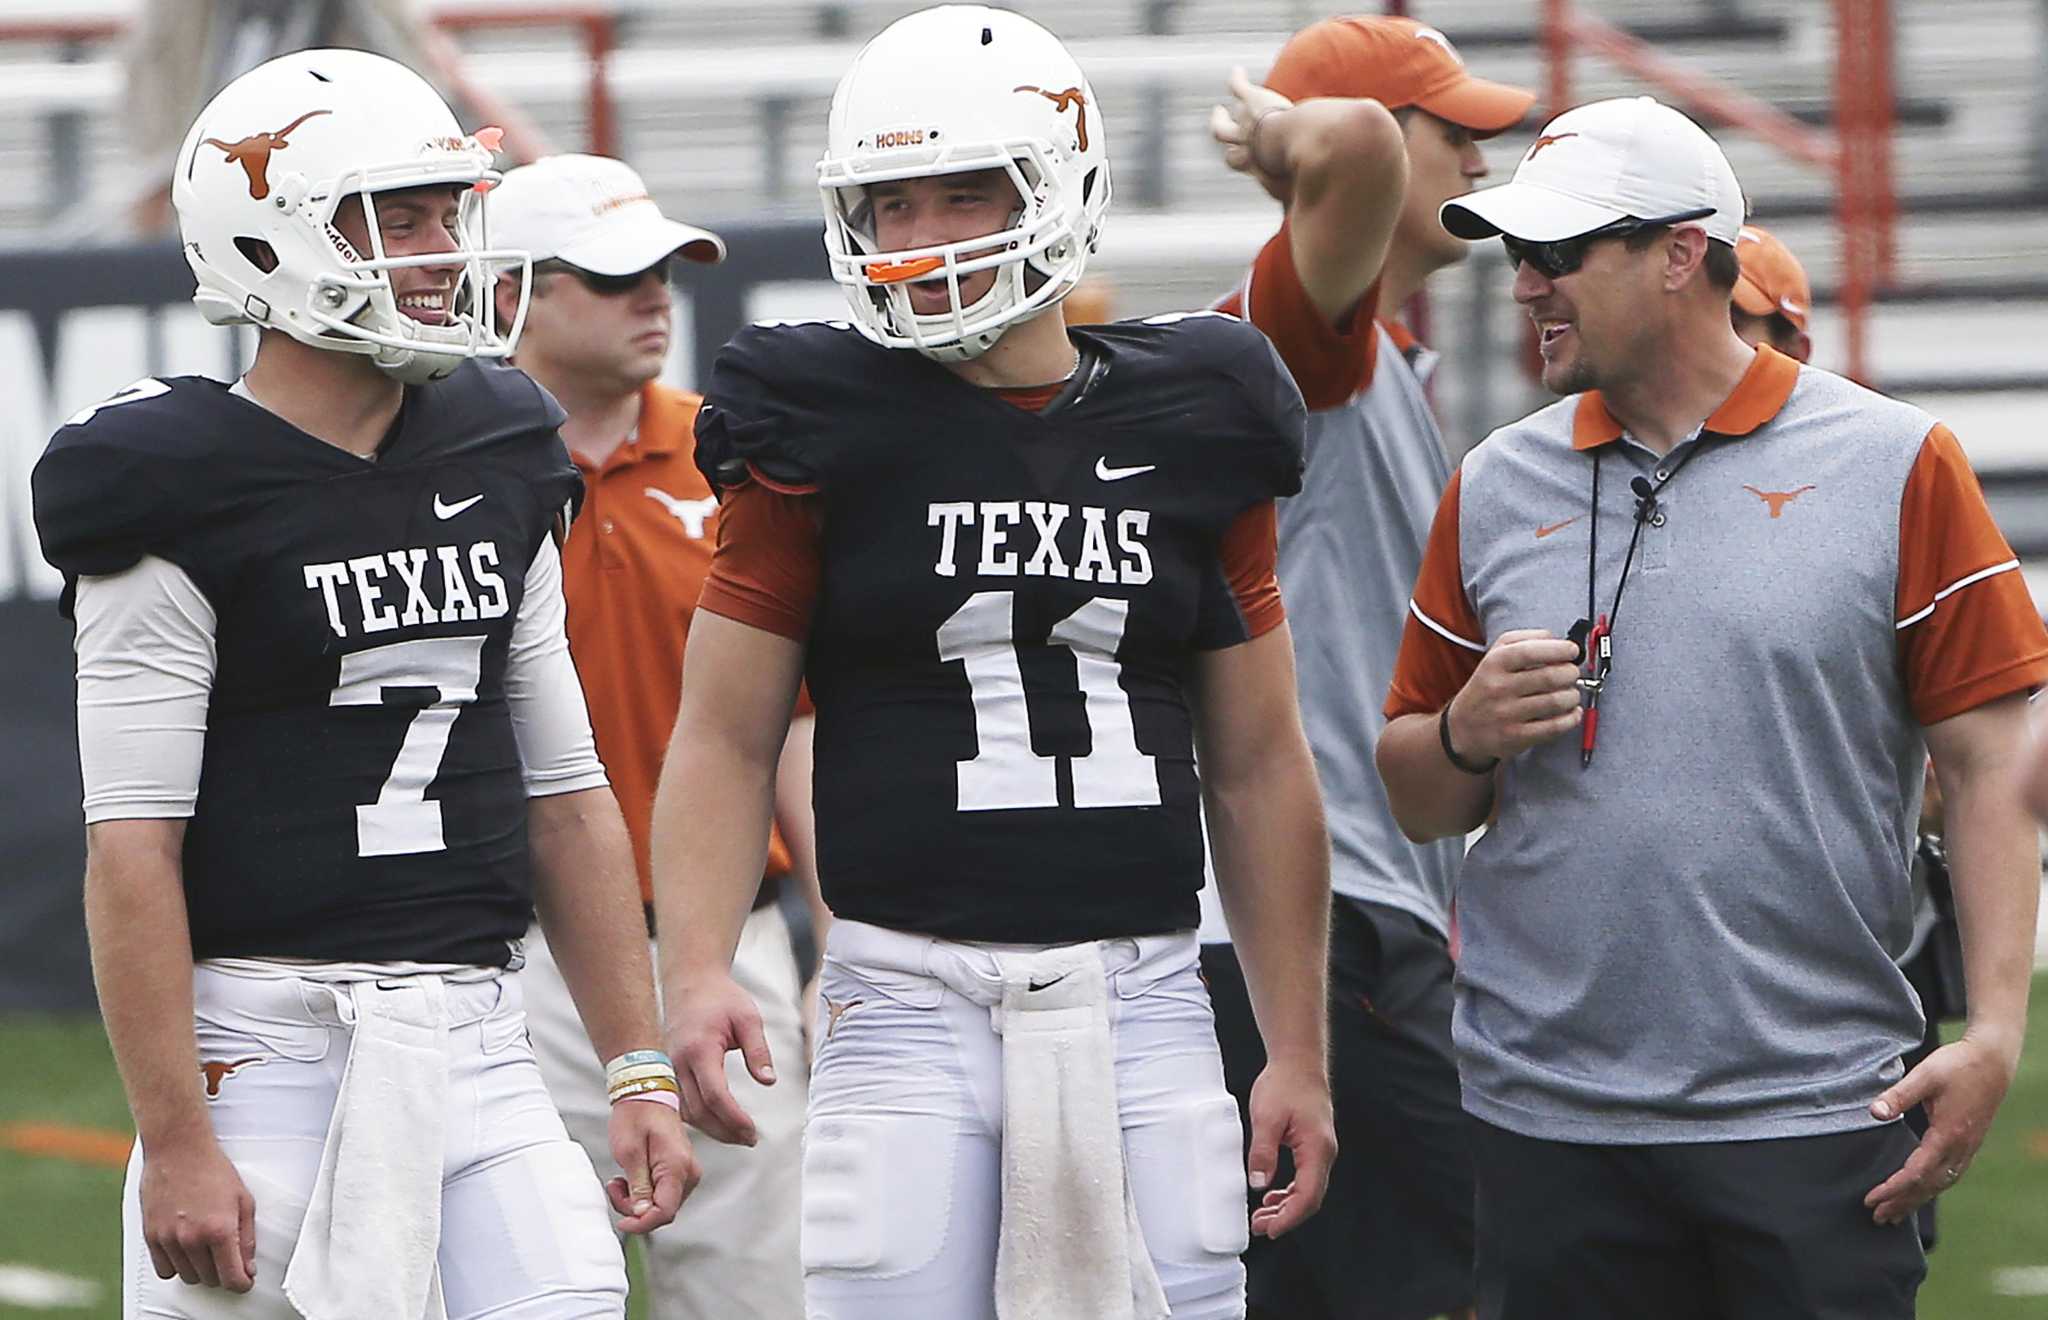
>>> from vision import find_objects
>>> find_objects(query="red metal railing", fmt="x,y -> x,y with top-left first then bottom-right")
1543,0 -> 1897,383
427,7 -> 619,161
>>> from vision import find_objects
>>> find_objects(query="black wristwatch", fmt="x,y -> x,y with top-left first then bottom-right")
1438,704 -> 1499,775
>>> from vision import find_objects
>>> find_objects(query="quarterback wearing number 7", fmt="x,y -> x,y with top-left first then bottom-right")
649,8 -> 1335,1319
34,50 -> 692,1318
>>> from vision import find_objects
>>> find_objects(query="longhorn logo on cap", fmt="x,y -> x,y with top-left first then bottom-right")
1414,26 -> 1463,63
1525,132 -> 1580,162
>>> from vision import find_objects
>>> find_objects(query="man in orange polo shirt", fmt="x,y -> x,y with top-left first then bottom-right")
491,154 -> 818,1320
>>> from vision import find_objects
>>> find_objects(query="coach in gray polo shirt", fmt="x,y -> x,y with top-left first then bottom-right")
1379,96 -> 2048,1319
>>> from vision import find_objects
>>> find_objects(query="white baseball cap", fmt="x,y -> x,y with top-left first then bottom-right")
1441,96 -> 1745,245
488,154 -> 725,274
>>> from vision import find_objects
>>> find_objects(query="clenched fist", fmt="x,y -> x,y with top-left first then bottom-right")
1444,629 -> 1582,763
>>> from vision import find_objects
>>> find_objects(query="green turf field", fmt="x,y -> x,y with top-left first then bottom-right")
4,983 -> 2046,1318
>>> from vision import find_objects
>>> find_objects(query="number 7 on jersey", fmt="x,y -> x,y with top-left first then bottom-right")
329,635 -> 485,856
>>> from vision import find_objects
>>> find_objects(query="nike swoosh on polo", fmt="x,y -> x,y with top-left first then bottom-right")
1095,458 -> 1156,482
1535,517 -> 1580,539
433,493 -> 485,520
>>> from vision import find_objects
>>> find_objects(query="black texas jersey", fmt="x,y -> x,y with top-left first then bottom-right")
696,313 -> 1306,943
34,364 -> 581,965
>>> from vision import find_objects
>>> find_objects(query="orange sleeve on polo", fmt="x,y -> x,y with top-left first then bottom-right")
1221,500 -> 1286,639
697,480 -> 823,642
1217,222 -> 1380,410
1896,424 -> 2048,725
1385,467 -> 1486,718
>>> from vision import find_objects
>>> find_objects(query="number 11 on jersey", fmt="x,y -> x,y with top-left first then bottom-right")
936,590 -> 1161,812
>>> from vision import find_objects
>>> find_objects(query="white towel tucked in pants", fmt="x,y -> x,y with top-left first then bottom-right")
802,920 -> 1248,1320
284,973 -> 451,1320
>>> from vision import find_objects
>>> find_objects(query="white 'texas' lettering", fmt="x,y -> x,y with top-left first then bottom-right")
929,501 -> 1152,586
302,540 -> 505,638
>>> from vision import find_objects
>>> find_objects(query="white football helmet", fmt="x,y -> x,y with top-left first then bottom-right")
819,5 -> 1112,362
171,49 -> 530,384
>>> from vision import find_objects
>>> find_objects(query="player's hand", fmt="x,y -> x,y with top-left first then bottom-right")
664,971 -> 775,1146
1445,629 -> 1583,763
137,1134 -> 257,1291
1863,1033 -> 2020,1224
1244,1057 -> 1337,1239
605,1097 -> 699,1235
1209,67 -> 1295,203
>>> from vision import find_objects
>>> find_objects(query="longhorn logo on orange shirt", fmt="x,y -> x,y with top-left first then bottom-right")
1014,85 -> 1089,151
1743,484 -> 1815,518
199,1056 -> 269,1098
1524,132 -> 1579,162
203,109 -> 332,200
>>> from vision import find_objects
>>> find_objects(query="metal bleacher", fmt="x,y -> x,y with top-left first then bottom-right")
1,0 -> 2044,486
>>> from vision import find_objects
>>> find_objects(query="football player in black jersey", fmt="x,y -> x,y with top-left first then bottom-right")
34,51 -> 692,1316
648,9 -> 1334,1319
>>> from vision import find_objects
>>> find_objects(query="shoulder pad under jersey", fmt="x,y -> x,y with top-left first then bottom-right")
34,376 -> 313,586
694,318 -> 901,495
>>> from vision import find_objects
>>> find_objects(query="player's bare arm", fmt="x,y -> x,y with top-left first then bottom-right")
776,713 -> 830,1046
1865,691 -> 2037,1223
1192,619 -> 1337,1238
1378,629 -> 1581,841
86,818 -> 257,1292
1211,67 -> 1407,324
530,787 -> 697,1231
651,608 -> 807,1145
2022,713 -> 2048,824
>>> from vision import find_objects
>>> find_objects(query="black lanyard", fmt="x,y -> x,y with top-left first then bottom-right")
1572,437 -> 1718,766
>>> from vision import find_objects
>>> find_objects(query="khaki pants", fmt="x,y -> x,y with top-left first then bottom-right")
520,906 -> 808,1320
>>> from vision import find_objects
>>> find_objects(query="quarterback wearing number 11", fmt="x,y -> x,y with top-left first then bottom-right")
649,7 -> 1335,1319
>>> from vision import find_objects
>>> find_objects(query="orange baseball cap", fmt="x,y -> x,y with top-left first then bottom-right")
1732,224 -> 1811,330
1265,16 -> 1535,137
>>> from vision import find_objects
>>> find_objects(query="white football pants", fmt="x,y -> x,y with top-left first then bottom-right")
122,964 -> 626,1319
519,906 -> 808,1320
802,920 -> 1250,1320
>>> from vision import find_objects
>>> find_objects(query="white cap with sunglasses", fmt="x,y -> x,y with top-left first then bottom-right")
489,153 -> 725,276
1441,96 -> 1744,247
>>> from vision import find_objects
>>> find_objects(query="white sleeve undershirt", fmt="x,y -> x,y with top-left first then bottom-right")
507,536 -> 609,796
74,555 -> 217,823
73,539 -> 606,824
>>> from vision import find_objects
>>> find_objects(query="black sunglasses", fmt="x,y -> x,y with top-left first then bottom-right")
1500,207 -> 1716,280
535,255 -> 674,295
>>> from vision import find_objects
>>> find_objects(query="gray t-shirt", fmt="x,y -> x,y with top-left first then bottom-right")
1277,323 -> 1462,934
1203,233 -> 1462,940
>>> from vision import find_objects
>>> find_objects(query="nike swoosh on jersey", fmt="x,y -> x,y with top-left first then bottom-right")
433,493 -> 485,520
1095,458 -> 1157,482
